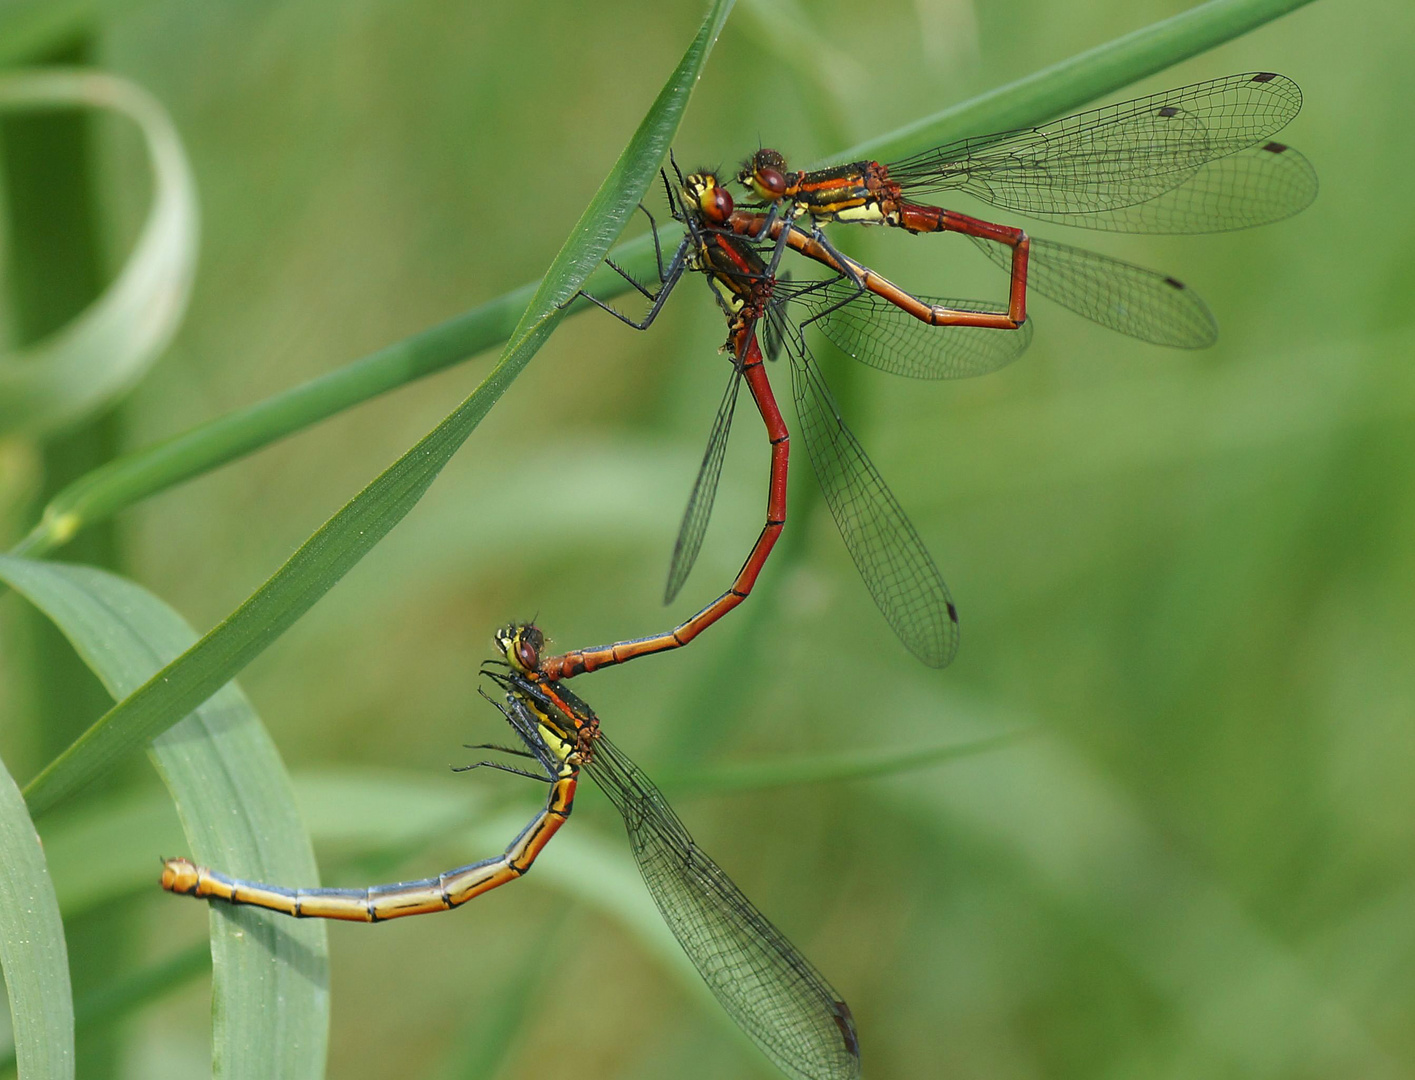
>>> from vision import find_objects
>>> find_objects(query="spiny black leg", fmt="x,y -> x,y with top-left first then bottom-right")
637,202 -> 667,283
462,742 -> 537,760
812,226 -> 866,290
570,238 -> 689,330
659,167 -> 683,224
604,256 -> 658,302
452,759 -> 552,783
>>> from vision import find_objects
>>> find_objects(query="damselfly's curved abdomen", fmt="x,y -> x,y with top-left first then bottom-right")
160,768 -> 575,922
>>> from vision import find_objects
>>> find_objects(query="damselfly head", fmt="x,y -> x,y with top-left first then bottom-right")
681,171 -> 734,225
739,149 -> 788,199
495,622 -> 544,675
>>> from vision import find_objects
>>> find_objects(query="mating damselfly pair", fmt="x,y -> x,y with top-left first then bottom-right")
164,73 -> 1314,1080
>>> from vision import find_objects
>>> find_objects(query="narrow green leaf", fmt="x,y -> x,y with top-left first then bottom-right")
0,556 -> 329,1080
0,752 -> 74,1080
13,287 -> 536,556
20,0 -> 735,817
0,945 -> 211,1077
16,0 -> 1310,557
508,0 -> 734,338
0,70 -> 197,437
842,0 -> 1319,164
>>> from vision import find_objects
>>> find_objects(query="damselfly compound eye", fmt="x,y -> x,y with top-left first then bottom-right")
701,181 -> 734,223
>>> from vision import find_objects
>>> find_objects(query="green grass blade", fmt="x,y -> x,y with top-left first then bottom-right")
0,752 -> 74,1080
0,70 -> 197,438
19,0 -> 734,818
14,0 -> 1304,557
842,0 -> 1318,164
0,556 -> 330,1079
0,945 -> 211,1076
13,287 -> 535,556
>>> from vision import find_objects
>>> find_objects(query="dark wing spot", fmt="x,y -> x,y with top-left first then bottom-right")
1251,72 -> 1278,83
832,1002 -> 861,1058
946,600 -> 959,623
1262,141 -> 1289,154
1157,106 -> 1180,118
1164,277 -> 1186,290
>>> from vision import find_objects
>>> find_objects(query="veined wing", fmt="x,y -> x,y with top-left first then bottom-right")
1001,140 -> 1319,234
889,73 -> 1303,222
970,234 -> 1217,348
665,367 -> 743,603
793,278 -> 1034,379
587,733 -> 861,1080
782,325 -> 959,667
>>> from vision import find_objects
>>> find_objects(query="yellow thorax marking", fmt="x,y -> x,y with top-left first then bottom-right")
492,623 -> 578,772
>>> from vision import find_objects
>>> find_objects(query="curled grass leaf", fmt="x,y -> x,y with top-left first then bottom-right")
0,70 -> 197,439
0,556 -> 329,1080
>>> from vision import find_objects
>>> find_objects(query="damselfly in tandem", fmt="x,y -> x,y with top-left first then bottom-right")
162,623 -> 860,1080
733,72 -> 1316,347
560,163 -> 1044,672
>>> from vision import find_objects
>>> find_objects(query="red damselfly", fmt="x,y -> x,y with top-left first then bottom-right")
545,167 -> 1033,673
735,72 -> 1316,346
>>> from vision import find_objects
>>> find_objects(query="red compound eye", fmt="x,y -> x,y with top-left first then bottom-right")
516,637 -> 539,671
755,165 -> 787,196
701,183 -> 734,223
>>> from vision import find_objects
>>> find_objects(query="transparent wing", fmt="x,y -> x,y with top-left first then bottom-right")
763,272 -> 793,362
970,234 -> 1217,348
782,327 -> 960,667
1013,141 -> 1319,234
890,73 -> 1304,227
665,368 -> 743,603
790,278 -> 1034,379
587,734 -> 861,1080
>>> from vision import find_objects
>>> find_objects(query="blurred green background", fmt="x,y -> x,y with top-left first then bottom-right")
3,0 -> 1414,1077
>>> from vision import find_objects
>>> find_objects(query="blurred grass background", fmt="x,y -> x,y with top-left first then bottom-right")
4,0 -> 1414,1077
